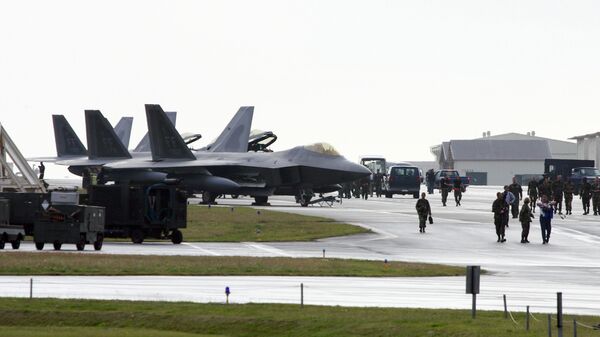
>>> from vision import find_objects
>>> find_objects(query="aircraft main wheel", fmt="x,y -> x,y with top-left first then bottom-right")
254,196 -> 268,204
93,234 -> 104,251
385,193 -> 392,198
202,192 -> 217,204
413,192 -> 419,199
11,240 -> 20,249
53,241 -> 62,251
231,194 -> 239,199
171,229 -> 183,244
131,229 -> 145,244
35,242 -> 44,250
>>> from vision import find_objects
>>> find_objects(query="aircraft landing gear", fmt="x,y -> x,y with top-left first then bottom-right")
253,196 -> 270,206
296,189 -> 314,207
201,191 -> 218,205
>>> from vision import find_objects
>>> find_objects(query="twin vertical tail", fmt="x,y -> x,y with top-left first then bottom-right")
145,104 -> 196,161
133,111 -> 177,152
85,110 -> 132,159
113,117 -> 134,149
206,106 -> 254,152
52,115 -> 87,157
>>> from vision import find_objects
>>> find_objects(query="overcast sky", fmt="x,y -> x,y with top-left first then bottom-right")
2,1 -> 599,177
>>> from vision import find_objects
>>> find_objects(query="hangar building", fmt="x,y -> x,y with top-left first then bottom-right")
431,132 -> 577,185
569,132 -> 600,167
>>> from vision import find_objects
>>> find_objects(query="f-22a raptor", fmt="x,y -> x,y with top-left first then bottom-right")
51,104 -> 371,206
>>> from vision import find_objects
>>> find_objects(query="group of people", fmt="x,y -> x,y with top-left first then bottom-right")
340,170 -> 385,200
492,184 -> 551,244
416,173 -> 596,244
491,175 -> 600,245
526,175 -> 600,216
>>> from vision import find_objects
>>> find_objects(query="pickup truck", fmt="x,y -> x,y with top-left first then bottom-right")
569,167 -> 600,194
433,170 -> 470,192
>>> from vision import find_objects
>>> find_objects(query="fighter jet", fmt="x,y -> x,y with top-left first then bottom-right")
100,104 -> 371,206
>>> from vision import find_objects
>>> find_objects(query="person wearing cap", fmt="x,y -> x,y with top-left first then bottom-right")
492,192 -> 507,242
519,197 -> 534,243
416,192 -> 432,233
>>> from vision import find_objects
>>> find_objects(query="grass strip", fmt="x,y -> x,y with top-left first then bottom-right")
0,298 -> 598,337
0,252 -> 464,277
182,205 -> 369,242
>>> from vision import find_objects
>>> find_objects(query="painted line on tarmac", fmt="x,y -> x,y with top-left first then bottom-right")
242,243 -> 293,257
552,226 -> 600,245
181,243 -> 221,256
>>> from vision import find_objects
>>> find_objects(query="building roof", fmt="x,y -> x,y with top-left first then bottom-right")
569,132 -> 600,140
449,139 -> 551,161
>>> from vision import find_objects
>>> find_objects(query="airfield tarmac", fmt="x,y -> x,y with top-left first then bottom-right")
4,186 -> 600,315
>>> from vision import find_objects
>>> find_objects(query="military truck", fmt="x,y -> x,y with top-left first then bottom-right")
33,192 -> 105,251
0,198 -> 25,249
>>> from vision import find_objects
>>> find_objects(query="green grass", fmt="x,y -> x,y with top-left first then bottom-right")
0,298 -> 598,337
182,205 -> 369,242
0,326 -> 216,337
0,252 -> 464,277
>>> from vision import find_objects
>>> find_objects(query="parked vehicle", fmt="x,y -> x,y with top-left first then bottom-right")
569,167 -> 600,194
385,164 -> 422,198
433,170 -> 470,192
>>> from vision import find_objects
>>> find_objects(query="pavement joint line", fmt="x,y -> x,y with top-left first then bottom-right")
181,243 -> 221,256
242,242 -> 293,257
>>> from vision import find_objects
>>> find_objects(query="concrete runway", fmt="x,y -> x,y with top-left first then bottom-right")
4,186 -> 600,315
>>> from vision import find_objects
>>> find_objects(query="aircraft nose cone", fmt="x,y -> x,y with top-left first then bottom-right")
347,162 -> 372,181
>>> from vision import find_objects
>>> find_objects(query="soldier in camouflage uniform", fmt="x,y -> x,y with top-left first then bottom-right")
551,175 -> 564,215
592,177 -> 600,216
527,178 -> 539,213
440,176 -> 451,207
508,177 -> 523,218
580,177 -> 592,215
563,177 -> 575,215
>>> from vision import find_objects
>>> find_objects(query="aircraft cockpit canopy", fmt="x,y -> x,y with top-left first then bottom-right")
304,143 -> 341,156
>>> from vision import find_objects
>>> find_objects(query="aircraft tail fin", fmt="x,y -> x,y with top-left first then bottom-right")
206,106 -> 254,152
113,117 -> 133,148
133,111 -> 176,152
85,110 -> 132,159
145,104 -> 195,161
52,115 -> 87,157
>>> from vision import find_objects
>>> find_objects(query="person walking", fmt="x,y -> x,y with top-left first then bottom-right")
502,185 -> 515,228
416,192 -> 432,233
453,176 -> 463,206
563,178 -> 574,215
426,169 -> 435,194
527,178 -> 539,213
361,176 -> 370,200
440,175 -> 450,207
580,177 -> 592,215
492,192 -> 507,242
508,177 -> 523,218
537,195 -> 555,244
552,175 -> 565,215
373,170 -> 384,198
592,177 -> 600,216
519,197 -> 534,243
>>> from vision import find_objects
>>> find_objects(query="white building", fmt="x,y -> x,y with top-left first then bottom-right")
431,133 -> 577,186
569,132 -> 600,167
